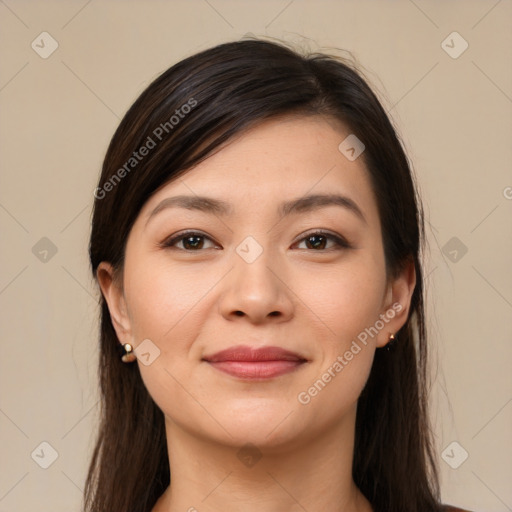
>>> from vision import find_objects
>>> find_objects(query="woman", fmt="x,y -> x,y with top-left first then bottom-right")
85,37 -> 472,512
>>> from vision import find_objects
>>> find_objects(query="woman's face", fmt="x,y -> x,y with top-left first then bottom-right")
98,114 -> 414,449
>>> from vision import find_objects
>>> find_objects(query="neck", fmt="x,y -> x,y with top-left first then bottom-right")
152,406 -> 373,512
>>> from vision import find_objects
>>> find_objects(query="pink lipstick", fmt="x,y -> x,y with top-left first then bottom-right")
203,345 -> 307,380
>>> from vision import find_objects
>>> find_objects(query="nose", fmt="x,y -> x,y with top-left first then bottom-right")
218,249 -> 294,325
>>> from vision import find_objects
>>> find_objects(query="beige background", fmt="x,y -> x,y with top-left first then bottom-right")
1,1 -> 511,511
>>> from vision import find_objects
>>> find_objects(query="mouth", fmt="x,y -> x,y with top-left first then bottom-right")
202,345 -> 308,380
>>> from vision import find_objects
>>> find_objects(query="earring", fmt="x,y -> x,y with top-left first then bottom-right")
385,333 -> 396,351
121,343 -> 137,363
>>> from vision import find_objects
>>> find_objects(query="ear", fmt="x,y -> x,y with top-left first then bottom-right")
376,258 -> 416,348
96,262 -> 134,346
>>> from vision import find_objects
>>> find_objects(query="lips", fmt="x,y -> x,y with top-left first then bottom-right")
203,345 -> 308,380
203,345 -> 306,363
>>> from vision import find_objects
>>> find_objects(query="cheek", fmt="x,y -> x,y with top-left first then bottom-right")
292,254 -> 387,344
311,346 -> 375,419
126,260 -> 214,432
124,257 -> 220,341
289,258 -> 385,412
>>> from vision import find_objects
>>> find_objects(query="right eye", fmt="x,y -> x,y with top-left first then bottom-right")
160,231 -> 219,251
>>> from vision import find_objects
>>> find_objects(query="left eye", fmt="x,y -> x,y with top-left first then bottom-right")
294,231 -> 350,251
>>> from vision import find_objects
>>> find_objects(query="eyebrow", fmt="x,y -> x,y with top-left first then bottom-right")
145,193 -> 367,227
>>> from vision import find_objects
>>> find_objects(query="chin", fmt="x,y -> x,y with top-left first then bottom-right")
205,403 -> 313,451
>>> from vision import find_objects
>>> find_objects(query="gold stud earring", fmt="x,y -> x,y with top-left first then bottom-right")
386,333 -> 396,351
121,343 -> 137,363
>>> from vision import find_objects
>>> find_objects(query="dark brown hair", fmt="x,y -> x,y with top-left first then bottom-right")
86,37 -> 441,512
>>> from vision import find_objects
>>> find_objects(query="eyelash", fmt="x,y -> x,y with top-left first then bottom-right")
160,229 -> 352,252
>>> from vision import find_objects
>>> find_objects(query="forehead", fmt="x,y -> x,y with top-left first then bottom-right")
138,115 -> 379,225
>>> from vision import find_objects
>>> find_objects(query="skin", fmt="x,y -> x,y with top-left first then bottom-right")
97,114 -> 416,512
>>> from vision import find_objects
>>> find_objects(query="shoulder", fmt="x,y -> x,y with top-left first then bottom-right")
442,505 -> 473,512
